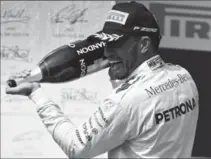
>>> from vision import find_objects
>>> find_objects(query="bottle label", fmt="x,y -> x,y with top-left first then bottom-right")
79,58 -> 87,77
76,41 -> 106,55
78,58 -> 109,77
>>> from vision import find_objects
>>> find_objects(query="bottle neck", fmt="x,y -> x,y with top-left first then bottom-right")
26,66 -> 43,82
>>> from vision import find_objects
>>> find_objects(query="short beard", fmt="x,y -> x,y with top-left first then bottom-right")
108,66 -> 129,80
108,37 -> 140,80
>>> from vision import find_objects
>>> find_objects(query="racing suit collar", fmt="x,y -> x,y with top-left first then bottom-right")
126,55 -> 165,80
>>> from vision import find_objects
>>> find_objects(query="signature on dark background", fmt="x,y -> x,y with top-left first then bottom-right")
51,4 -> 88,25
1,8 -> 30,24
0,45 -> 31,62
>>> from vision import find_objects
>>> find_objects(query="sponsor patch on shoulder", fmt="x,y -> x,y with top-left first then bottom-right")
147,56 -> 165,70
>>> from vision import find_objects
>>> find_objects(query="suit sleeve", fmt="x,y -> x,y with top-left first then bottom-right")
29,87 -> 131,158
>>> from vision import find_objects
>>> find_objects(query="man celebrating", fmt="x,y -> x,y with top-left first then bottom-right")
6,2 -> 199,158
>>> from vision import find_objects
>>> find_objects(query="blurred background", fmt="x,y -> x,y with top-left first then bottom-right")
1,1 -> 211,158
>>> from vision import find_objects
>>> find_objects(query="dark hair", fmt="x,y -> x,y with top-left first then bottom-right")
149,34 -> 161,50
132,32 -> 161,50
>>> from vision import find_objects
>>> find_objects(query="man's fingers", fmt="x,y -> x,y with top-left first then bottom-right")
22,69 -> 31,77
9,73 -> 21,80
24,68 -> 31,74
9,75 -> 15,80
9,69 -> 31,80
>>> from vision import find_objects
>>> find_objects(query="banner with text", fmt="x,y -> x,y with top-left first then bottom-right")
116,1 -> 211,51
1,1 -> 114,83
1,1 -> 114,158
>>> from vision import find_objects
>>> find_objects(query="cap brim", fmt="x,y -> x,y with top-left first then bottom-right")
87,30 -> 124,43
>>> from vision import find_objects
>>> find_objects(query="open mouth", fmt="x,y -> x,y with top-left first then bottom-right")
108,60 -> 127,80
109,60 -> 122,66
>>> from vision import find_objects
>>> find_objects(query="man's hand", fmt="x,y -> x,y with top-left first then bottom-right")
5,69 -> 41,96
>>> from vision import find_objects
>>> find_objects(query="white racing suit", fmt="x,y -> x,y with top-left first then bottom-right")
29,55 -> 199,158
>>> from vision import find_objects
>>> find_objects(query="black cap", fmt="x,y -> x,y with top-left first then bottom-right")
89,1 -> 161,44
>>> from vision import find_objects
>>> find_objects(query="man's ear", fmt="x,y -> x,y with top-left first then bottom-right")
138,36 -> 151,54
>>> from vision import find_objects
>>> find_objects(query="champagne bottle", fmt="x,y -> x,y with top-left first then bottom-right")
7,38 -> 109,87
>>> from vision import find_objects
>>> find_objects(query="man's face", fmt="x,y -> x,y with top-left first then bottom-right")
104,35 -> 141,80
